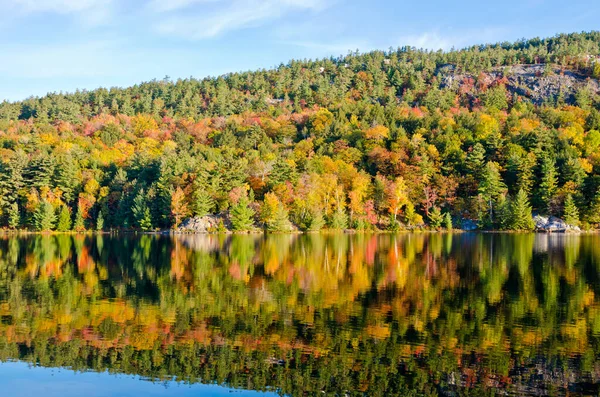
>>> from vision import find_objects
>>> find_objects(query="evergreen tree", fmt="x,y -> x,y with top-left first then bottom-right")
266,204 -> 292,232
73,206 -> 85,232
7,202 -> 20,230
56,205 -> 72,232
193,189 -> 214,218
33,201 -> 56,231
478,161 -> 507,225
330,208 -> 348,230
563,194 -> 580,227
539,156 -> 558,214
132,189 -> 153,231
588,189 -> 600,227
428,207 -> 443,229
444,212 -> 453,231
509,189 -> 535,231
230,194 -> 255,231
308,209 -> 326,231
96,211 -> 105,231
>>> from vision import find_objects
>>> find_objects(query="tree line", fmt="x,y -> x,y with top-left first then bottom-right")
1,32 -> 600,232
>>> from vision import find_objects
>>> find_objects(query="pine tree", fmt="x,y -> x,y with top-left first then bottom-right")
563,194 -> 580,227
73,206 -> 85,232
588,189 -> 600,226
132,189 -> 153,231
509,189 -> 535,231
428,207 -> 443,229
266,204 -> 292,232
539,156 -> 558,214
444,212 -> 453,231
478,161 -> 507,225
32,201 -> 56,231
230,194 -> 255,231
56,205 -> 72,232
7,202 -> 20,230
96,211 -> 104,231
193,188 -> 214,218
308,209 -> 326,231
330,207 -> 348,230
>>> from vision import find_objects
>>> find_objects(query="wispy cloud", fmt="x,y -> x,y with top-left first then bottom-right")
153,0 -> 330,40
397,28 -> 509,51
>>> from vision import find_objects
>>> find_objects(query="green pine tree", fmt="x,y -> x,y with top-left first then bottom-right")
539,156 -> 558,214
563,194 -> 580,227
509,189 -> 535,231
478,161 -> 507,225
73,206 -> 85,232
33,201 -> 56,231
56,205 -> 72,232
230,195 -> 255,231
193,188 -> 214,218
588,189 -> 600,227
266,203 -> 292,232
330,208 -> 348,230
132,189 -> 153,231
96,211 -> 105,231
7,202 -> 20,230
428,207 -> 443,229
444,212 -> 453,231
308,209 -> 326,231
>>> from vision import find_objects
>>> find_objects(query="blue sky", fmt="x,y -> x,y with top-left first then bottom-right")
0,0 -> 598,101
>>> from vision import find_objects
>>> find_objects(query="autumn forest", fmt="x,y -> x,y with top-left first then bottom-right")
2,32 -> 600,232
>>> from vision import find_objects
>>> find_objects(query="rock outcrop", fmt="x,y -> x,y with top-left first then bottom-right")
533,215 -> 581,233
178,215 -> 230,233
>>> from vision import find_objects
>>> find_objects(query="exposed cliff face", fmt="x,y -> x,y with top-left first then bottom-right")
439,63 -> 600,105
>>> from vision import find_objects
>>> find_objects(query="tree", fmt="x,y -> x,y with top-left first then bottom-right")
32,201 -> 56,231
7,202 -> 20,230
262,193 -> 292,232
73,205 -> 85,232
132,189 -> 153,231
539,156 -> 557,214
478,161 -> 507,225
588,189 -> 600,227
230,193 -> 255,231
56,205 -> 72,232
96,211 -> 105,231
509,189 -> 535,231
170,187 -> 189,229
193,189 -> 214,218
428,207 -> 443,229
330,207 -> 348,230
563,194 -> 579,227
444,212 -> 453,231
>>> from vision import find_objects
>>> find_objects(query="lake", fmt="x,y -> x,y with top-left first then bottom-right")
0,233 -> 599,396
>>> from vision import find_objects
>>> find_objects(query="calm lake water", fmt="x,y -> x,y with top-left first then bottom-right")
0,233 -> 599,396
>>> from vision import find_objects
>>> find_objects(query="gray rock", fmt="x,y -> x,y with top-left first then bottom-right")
461,219 -> 478,231
533,215 -> 580,233
178,215 -> 230,233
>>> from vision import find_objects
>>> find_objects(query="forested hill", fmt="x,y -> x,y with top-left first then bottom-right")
1,32 -> 600,232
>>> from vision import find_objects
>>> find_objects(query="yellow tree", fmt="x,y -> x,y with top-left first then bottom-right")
171,187 -> 189,228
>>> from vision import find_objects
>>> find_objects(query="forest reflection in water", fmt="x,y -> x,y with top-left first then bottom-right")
0,232 -> 599,396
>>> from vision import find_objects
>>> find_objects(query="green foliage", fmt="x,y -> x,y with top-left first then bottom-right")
96,211 -> 105,231
56,205 -> 72,232
132,189 -> 153,231
330,208 -> 348,230
230,195 -> 255,231
508,189 -> 535,231
563,194 -> 580,227
73,206 -> 85,232
444,212 -> 453,231
32,201 -> 56,231
7,202 -> 20,229
428,207 -> 444,229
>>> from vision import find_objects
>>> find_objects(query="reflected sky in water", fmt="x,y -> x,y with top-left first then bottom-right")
0,232 -> 598,396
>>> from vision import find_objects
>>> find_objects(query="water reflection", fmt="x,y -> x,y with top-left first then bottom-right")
0,233 -> 599,396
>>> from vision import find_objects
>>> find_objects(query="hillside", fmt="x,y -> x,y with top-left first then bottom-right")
1,32 -> 600,232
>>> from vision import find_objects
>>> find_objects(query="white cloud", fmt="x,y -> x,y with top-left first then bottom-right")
397,28 -> 509,51
153,0 -> 329,40
147,0 -> 221,13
